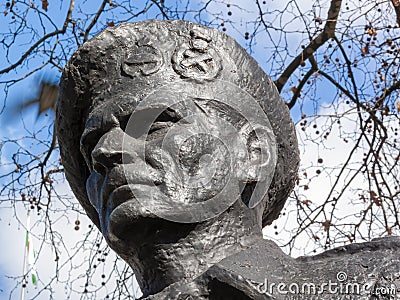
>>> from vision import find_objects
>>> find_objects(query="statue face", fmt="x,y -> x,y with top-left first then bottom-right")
56,21 -> 300,257
80,80 -> 276,245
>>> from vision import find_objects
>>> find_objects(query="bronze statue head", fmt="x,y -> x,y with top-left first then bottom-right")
56,20 -> 299,295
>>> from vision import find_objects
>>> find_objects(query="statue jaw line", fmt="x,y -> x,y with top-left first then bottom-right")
105,200 -> 263,297
103,185 -> 259,245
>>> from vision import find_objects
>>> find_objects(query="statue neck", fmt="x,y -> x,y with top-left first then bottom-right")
128,205 -> 262,297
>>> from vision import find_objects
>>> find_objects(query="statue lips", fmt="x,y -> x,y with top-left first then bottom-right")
105,182 -> 160,241
103,163 -> 162,217
108,184 -> 135,213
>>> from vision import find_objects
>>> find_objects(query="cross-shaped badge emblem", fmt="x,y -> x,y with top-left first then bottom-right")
172,28 -> 221,80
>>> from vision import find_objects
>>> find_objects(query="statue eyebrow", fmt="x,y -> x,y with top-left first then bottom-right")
193,99 -> 208,115
192,98 -> 248,130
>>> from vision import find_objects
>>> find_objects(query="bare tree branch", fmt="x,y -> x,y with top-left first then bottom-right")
0,0 -> 75,75
275,0 -> 342,92
84,0 -> 109,42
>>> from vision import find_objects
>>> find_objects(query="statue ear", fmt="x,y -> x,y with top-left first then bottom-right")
247,125 -> 276,182
239,124 -> 277,185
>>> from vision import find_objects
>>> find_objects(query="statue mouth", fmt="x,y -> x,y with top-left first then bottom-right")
101,163 -> 162,211
106,181 -> 164,224
108,184 -> 135,212
106,184 -> 173,243
106,184 -> 151,241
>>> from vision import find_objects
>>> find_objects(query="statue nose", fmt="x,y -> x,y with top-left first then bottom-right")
91,127 -> 137,171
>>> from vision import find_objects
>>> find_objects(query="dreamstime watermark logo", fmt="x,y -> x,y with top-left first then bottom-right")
248,271 -> 398,297
336,271 -> 347,282
122,80 -> 277,223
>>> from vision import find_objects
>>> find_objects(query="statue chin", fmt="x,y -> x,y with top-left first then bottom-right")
106,198 -> 145,241
105,194 -> 198,248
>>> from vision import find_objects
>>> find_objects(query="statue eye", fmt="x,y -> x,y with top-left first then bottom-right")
148,121 -> 173,135
119,107 -> 181,139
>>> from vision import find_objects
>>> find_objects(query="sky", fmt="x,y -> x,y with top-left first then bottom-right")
0,0 -> 398,299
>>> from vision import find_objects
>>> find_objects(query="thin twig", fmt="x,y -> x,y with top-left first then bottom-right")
84,0 -> 109,42
0,0 -> 75,75
275,0 -> 342,92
